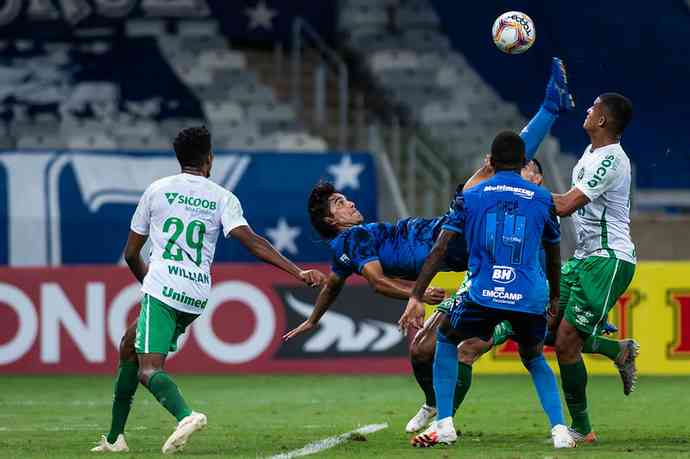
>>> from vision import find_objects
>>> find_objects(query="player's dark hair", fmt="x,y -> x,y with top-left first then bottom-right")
490,131 -> 525,170
308,181 -> 339,240
599,92 -> 633,135
530,158 -> 543,175
173,126 -> 211,168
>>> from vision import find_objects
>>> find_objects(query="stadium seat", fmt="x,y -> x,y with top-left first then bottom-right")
211,121 -> 260,140
125,20 -> 167,37
16,135 -> 66,149
247,103 -> 296,123
227,83 -> 276,105
179,36 -> 227,54
340,5 -> 389,31
401,30 -> 451,52
368,49 -> 419,72
421,102 -> 471,124
199,50 -> 247,70
203,101 -> 244,124
210,68 -> 258,87
117,135 -> 170,150
271,132 -> 328,152
177,20 -> 220,37
68,134 -> 118,150
396,6 -> 440,29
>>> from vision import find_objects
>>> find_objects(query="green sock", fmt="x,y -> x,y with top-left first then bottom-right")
107,361 -> 139,444
146,371 -> 193,422
559,359 -> 592,435
452,362 -> 473,415
583,335 -> 621,361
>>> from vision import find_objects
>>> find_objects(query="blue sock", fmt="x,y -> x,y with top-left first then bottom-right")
520,106 -> 557,160
433,332 -> 459,420
524,355 -> 565,427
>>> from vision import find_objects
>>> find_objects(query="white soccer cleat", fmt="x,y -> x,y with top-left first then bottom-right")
551,424 -> 576,449
410,417 -> 457,447
405,404 -> 437,433
161,411 -> 207,454
90,434 -> 129,452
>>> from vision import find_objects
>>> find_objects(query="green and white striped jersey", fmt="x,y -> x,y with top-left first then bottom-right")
571,143 -> 636,264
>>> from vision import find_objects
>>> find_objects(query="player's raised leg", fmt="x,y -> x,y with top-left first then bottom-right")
91,322 -> 138,452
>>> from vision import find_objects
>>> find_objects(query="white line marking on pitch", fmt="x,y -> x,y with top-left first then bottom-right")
268,423 -> 389,459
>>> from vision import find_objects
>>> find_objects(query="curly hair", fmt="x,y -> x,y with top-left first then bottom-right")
308,181 -> 340,240
173,126 -> 211,168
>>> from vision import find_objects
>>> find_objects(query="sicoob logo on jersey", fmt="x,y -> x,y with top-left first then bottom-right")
165,192 -> 217,210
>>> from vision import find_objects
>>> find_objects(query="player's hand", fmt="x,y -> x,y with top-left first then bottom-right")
282,320 -> 316,341
412,310 -> 445,348
422,287 -> 446,305
299,269 -> 326,288
399,297 -> 426,332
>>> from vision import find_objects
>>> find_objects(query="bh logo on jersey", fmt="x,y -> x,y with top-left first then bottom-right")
492,266 -> 516,284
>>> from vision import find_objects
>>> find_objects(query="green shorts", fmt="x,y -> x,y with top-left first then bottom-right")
135,294 -> 199,354
561,256 -> 635,336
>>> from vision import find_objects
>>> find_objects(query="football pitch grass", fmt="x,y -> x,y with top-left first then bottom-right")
1,374 -> 689,458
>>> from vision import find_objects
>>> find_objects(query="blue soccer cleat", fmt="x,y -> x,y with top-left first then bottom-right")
602,321 -> 618,335
543,57 -> 575,115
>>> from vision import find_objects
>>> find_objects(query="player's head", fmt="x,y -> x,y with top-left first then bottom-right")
521,158 -> 544,185
583,93 -> 633,138
490,131 -> 526,171
308,181 -> 364,239
173,126 -> 213,177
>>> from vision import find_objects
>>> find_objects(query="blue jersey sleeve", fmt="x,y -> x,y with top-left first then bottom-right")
542,207 -> 561,244
520,107 -> 557,160
331,256 -> 354,279
441,192 -> 465,234
346,227 -> 380,273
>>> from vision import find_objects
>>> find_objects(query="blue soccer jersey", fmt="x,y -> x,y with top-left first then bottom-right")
442,171 -> 560,315
329,217 -> 468,281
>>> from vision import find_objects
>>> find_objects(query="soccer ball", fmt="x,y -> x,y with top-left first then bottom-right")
492,11 -> 535,54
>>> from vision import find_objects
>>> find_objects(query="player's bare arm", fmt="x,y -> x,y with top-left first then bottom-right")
282,272 -> 346,340
230,224 -> 326,287
463,155 -> 494,191
552,187 -> 590,217
123,230 -> 149,283
361,261 -> 445,304
399,230 -> 457,330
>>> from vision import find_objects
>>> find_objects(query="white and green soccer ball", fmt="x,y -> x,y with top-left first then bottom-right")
492,11 -> 535,54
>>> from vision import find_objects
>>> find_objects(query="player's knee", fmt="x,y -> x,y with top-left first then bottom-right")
457,346 -> 477,365
554,326 -> 581,361
118,330 -> 137,362
137,367 -> 158,386
409,342 -> 433,364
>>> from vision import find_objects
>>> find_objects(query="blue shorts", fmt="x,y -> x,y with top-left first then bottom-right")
447,297 -> 546,347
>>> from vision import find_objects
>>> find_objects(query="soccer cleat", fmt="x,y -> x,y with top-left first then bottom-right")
543,57 -> 575,115
551,424 -> 576,449
567,427 -> 598,444
491,321 -> 514,347
602,321 -> 618,335
90,434 -> 129,452
615,339 -> 640,395
410,417 -> 457,447
405,404 -> 437,433
161,411 -> 207,454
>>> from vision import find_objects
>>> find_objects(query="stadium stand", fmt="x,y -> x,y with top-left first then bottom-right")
0,19 -> 327,152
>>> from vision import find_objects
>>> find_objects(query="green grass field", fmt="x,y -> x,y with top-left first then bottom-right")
1,374 -> 689,458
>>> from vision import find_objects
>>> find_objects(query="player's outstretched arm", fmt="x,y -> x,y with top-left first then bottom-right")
399,230 -> 457,330
282,272 -> 346,341
230,225 -> 326,287
123,230 -> 149,284
361,261 -> 446,304
552,187 -> 590,217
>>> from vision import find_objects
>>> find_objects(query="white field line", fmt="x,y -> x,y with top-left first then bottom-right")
268,423 -> 389,459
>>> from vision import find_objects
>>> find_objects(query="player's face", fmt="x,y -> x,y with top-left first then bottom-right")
327,193 -> 363,227
520,161 -> 543,185
583,97 -> 604,131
